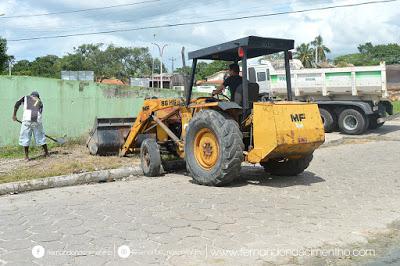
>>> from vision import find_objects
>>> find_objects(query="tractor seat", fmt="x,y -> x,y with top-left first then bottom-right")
233,83 -> 260,108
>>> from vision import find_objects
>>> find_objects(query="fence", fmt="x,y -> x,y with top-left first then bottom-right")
0,76 -> 186,146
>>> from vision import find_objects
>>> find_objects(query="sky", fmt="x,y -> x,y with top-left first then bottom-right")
0,0 -> 399,70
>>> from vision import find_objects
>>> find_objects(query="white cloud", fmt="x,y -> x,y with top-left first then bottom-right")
1,0 -> 399,66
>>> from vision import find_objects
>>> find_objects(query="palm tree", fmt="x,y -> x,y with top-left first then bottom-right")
295,43 -> 314,68
311,35 -> 331,64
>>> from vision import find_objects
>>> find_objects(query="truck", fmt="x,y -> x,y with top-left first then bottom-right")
248,62 -> 400,134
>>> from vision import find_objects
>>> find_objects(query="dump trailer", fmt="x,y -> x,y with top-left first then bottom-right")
249,63 -> 400,134
88,36 -> 325,186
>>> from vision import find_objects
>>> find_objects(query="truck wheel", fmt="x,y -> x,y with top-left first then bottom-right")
338,108 -> 367,135
140,138 -> 161,177
319,108 -> 336,133
261,154 -> 313,176
185,110 -> 244,186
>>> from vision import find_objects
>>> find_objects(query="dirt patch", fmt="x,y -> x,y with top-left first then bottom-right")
0,144 -> 139,184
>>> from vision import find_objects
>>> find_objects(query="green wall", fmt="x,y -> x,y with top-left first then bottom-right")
0,76 -> 185,146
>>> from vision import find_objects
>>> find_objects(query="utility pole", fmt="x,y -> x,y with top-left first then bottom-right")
8,59 -> 13,76
181,47 -> 186,68
169,57 -> 176,73
152,42 -> 168,89
151,34 -> 156,88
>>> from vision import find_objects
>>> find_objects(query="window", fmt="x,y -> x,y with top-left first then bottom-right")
257,72 -> 266,82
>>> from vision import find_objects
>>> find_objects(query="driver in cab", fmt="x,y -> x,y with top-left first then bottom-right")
212,63 -> 242,102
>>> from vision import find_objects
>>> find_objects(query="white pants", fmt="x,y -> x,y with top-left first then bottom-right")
19,121 -> 46,147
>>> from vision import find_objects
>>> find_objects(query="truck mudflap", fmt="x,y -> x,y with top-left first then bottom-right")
87,117 -> 136,156
377,113 -> 400,124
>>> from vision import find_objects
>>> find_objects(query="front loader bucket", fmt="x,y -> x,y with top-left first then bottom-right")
87,117 -> 136,156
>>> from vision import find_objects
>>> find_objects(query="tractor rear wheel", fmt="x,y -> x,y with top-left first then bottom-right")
261,154 -> 313,176
140,138 -> 161,177
185,110 -> 244,186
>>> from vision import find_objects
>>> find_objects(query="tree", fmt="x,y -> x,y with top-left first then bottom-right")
59,44 -> 162,82
6,43 -> 170,80
311,35 -> 331,63
12,60 -> 32,76
177,60 -> 231,81
175,66 -> 191,76
334,43 -> 400,66
334,53 -> 375,66
196,61 -> 230,80
30,55 -> 61,78
357,42 -> 374,54
0,37 -> 12,73
258,52 -> 285,63
153,58 -> 168,76
8,43 -> 164,81
295,43 -> 314,68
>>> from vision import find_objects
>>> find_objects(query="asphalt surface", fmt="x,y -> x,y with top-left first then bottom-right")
1,121 -> 400,265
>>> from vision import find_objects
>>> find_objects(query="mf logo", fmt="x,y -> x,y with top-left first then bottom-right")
291,113 -> 306,122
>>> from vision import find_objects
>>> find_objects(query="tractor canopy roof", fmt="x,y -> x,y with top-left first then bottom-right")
188,36 -> 294,61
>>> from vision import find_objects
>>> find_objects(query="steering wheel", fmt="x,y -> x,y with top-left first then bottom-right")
213,92 -> 230,101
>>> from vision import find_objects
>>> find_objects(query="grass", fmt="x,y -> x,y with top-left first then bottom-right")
0,160 -> 95,184
393,101 -> 400,114
0,138 -> 84,159
0,140 -> 138,184
0,143 -> 57,159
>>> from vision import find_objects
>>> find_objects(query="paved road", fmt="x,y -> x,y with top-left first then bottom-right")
324,119 -> 400,144
1,123 -> 400,265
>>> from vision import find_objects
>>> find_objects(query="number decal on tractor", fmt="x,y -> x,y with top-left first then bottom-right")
161,99 -> 182,107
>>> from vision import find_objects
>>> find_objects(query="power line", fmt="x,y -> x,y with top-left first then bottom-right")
3,0 -> 291,30
0,0 -> 160,19
7,0 -> 398,42
1,0 -> 349,34
7,0 -> 338,33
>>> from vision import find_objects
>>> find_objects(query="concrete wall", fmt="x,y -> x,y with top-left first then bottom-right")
0,76 -> 187,146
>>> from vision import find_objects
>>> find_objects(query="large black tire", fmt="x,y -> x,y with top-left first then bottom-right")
185,110 -> 244,186
319,108 -> 336,133
140,138 -> 161,177
338,108 -> 367,135
261,154 -> 313,176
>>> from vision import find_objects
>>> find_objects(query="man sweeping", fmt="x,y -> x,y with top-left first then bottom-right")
12,91 -> 49,161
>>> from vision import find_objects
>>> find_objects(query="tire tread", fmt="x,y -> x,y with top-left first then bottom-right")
185,110 -> 244,186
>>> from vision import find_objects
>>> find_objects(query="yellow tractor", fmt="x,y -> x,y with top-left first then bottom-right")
87,36 -> 325,186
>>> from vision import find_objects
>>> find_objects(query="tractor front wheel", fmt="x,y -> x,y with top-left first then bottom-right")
185,110 -> 244,186
140,138 -> 161,177
261,154 -> 313,176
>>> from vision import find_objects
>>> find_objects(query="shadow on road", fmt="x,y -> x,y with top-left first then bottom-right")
369,125 -> 400,136
229,166 -> 325,188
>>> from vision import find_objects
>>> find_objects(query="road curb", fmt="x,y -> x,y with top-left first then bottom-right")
0,167 -> 143,196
